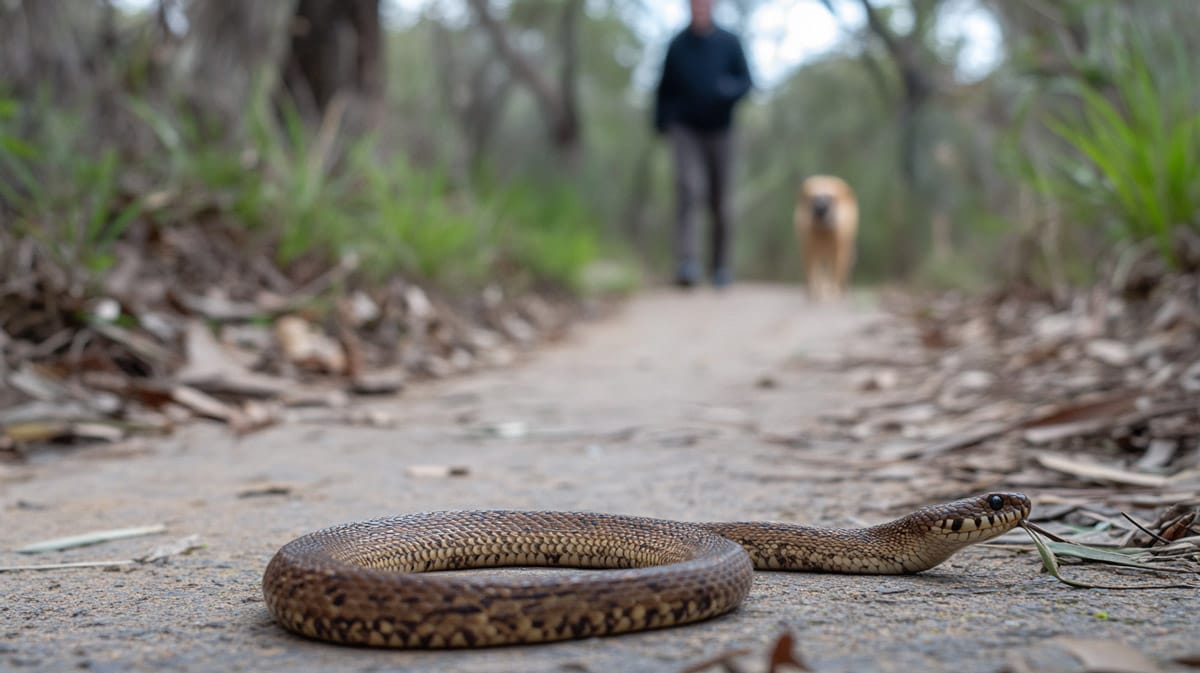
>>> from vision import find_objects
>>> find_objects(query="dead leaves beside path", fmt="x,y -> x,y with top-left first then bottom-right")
812,250 -> 1198,481
768,255 -> 1200,597
0,222 -> 583,460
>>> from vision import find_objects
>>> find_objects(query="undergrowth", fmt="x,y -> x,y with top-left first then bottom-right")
0,89 -> 622,296
0,95 -> 144,282
1023,26 -> 1200,266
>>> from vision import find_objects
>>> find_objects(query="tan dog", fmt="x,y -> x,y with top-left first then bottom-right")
795,175 -> 858,300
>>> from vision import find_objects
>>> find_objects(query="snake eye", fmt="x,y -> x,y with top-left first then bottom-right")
987,495 -> 1004,511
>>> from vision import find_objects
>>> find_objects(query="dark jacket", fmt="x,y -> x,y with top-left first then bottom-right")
654,26 -> 753,134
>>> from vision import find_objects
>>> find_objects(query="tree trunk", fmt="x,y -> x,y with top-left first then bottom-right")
858,0 -> 936,186
0,0 -> 99,99
180,0 -> 295,137
431,21 -> 514,176
856,0 -> 949,267
466,0 -> 585,166
283,0 -> 385,130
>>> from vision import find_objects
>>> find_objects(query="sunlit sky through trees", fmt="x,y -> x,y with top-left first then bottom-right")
384,0 -> 1003,89
112,0 -> 1002,92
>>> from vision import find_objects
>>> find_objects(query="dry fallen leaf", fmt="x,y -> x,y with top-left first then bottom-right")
1085,339 -> 1134,367
237,481 -> 297,498
177,320 -> 289,397
137,534 -> 203,563
176,288 -> 263,321
1035,454 -> 1170,488
16,524 -> 167,554
1,419 -> 125,445
1181,361 -> 1200,392
275,315 -> 347,374
1051,637 -> 1162,673
767,632 -> 810,673
405,465 -> 470,479
169,384 -> 238,422
1160,512 -> 1196,543
231,400 -> 282,435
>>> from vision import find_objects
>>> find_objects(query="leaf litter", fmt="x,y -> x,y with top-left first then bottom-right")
1,220 -> 588,459
763,240 -> 1200,672
780,244 -> 1200,581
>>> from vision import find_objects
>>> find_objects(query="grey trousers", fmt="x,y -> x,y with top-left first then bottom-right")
669,124 -> 734,279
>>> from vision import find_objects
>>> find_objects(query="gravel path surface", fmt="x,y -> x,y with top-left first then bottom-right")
3,285 -> 1196,673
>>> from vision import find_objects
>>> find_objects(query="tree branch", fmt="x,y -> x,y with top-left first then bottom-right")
466,0 -> 564,132
857,0 -> 905,63
556,0 -> 583,147
816,0 -> 894,104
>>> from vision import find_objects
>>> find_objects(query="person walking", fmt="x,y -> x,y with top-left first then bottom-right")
654,0 -> 753,288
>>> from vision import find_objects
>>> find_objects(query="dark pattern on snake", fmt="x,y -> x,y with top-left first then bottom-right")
262,492 -> 1031,648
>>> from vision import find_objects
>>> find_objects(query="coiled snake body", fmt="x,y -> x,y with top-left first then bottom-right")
263,492 -> 1030,648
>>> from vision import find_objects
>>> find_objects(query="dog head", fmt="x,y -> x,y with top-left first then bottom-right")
800,175 -> 855,232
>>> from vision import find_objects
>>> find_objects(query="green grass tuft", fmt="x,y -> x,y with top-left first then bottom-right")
1,87 -> 622,297
1037,33 -> 1200,265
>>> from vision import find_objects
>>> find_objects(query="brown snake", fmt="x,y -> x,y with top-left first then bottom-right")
263,492 -> 1030,648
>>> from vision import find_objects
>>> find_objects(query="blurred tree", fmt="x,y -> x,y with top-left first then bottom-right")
430,19 -> 514,173
850,0 -> 940,187
814,0 -> 964,265
283,0 -> 385,130
182,0 -> 295,133
0,0 -> 104,99
987,0 -> 1103,84
466,0 -> 584,165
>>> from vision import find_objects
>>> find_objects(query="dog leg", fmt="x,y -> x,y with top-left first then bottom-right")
812,238 -> 837,301
833,235 -> 855,298
804,236 -> 820,300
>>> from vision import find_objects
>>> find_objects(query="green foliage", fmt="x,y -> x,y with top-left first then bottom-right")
251,124 -> 614,292
2,86 -> 614,296
10,0 -> 1200,299
126,95 -> 271,227
485,179 -> 603,292
1030,30 -> 1200,263
264,136 -> 609,291
0,94 -> 143,279
911,251 -> 993,293
354,151 -> 490,285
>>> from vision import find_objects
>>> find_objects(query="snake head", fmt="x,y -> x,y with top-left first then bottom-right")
872,492 -> 1033,572
928,492 -> 1031,544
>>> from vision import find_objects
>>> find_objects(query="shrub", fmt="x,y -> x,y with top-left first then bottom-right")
1037,35 -> 1200,263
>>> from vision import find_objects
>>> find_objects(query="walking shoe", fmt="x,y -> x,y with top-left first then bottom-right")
675,262 -> 699,288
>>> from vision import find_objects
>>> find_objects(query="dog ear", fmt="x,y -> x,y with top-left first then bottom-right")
799,178 -> 818,202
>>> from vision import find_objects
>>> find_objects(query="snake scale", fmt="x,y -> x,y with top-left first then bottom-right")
262,492 -> 1030,648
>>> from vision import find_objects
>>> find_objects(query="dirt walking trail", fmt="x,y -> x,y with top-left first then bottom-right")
3,285 -> 1196,673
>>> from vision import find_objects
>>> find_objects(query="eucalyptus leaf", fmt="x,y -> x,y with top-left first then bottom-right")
16,524 -> 167,554
1020,523 -> 1196,590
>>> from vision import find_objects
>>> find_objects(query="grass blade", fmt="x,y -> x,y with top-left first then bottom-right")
1019,522 -> 1197,590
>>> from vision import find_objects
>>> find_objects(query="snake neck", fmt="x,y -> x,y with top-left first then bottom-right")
698,520 -> 954,574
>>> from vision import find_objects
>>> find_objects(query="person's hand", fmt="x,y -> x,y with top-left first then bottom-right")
715,77 -> 745,102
